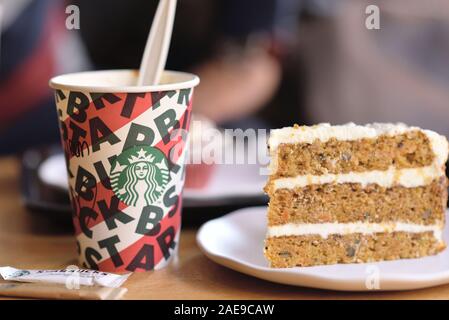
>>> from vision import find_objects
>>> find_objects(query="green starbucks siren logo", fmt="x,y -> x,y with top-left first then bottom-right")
110,146 -> 170,207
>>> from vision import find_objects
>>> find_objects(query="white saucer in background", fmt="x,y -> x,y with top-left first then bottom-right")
38,154 -> 68,190
183,163 -> 266,200
197,206 -> 449,291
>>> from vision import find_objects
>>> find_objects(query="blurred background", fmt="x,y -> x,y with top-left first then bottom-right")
1,0 -> 448,154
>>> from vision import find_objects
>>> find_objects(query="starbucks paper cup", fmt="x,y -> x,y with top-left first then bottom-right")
49,70 -> 199,272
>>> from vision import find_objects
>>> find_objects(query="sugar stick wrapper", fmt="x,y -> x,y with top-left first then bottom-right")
0,266 -> 130,288
0,282 -> 127,300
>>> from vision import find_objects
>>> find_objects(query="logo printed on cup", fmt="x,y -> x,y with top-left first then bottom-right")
110,146 -> 171,207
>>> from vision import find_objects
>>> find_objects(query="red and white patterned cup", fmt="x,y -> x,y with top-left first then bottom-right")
50,70 -> 199,272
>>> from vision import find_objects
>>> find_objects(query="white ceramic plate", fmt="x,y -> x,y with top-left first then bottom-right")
38,154 -> 267,201
197,206 -> 449,291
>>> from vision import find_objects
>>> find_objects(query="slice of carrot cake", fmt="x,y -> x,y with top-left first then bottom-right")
264,123 -> 449,267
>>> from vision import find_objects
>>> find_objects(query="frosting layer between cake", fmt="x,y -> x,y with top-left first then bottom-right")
272,164 -> 444,190
267,221 -> 444,241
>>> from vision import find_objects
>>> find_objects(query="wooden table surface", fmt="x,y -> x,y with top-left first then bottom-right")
1,156 -> 449,300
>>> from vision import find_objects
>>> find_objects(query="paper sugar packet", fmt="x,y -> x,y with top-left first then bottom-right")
0,266 -> 130,288
0,266 -> 131,300
0,282 -> 128,300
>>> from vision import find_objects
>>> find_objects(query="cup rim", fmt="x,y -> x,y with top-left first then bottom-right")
49,69 -> 200,93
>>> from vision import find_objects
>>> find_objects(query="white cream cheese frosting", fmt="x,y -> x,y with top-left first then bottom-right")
273,164 -> 443,190
267,221 -> 444,241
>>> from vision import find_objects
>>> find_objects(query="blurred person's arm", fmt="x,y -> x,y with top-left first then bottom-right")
189,0 -> 284,123
192,41 -> 281,123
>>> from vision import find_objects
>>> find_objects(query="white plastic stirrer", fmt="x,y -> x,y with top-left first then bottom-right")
137,0 -> 177,86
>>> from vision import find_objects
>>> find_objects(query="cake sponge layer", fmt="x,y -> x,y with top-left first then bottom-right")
272,131 -> 434,177
264,232 -> 445,268
267,177 -> 447,225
